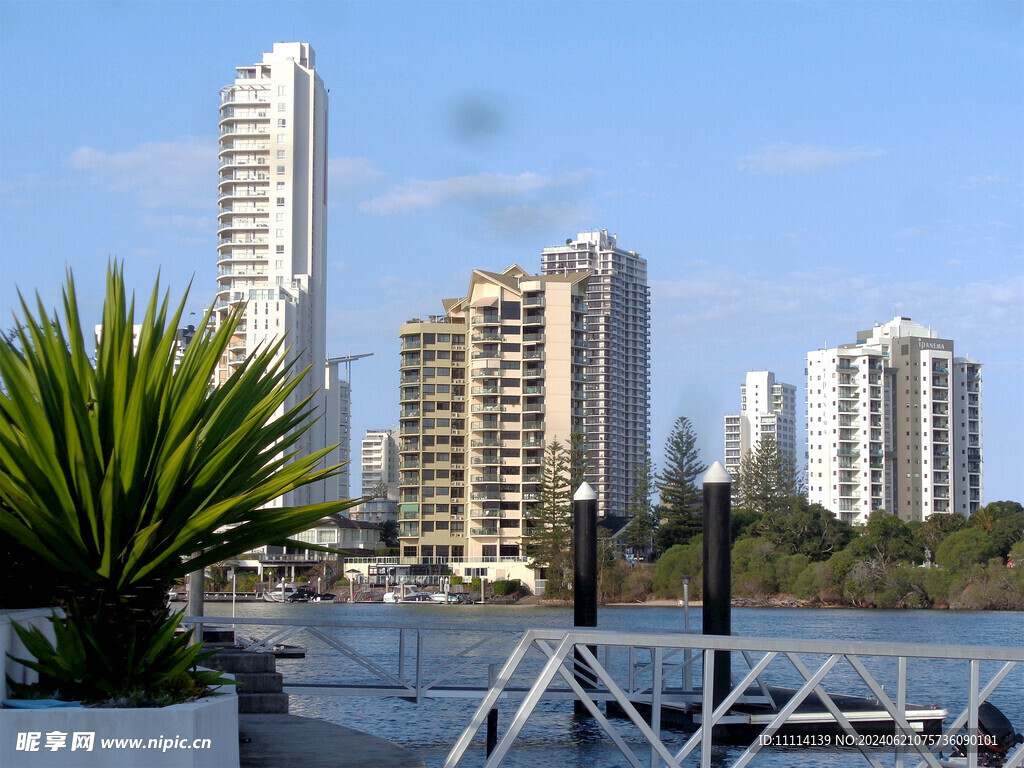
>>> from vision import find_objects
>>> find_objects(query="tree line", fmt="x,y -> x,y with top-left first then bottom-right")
524,417 -> 1024,610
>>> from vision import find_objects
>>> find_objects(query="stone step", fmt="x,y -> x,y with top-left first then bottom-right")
234,671 -> 284,694
238,692 -> 289,715
206,649 -> 277,674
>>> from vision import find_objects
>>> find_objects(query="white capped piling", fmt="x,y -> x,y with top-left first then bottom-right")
702,461 -> 732,708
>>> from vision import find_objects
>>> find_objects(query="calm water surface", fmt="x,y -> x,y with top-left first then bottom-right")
202,602 -> 1023,768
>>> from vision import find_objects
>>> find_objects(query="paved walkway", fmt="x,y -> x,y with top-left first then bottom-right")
239,714 -> 426,768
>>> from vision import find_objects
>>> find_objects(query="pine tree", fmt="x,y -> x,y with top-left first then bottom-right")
622,456 -> 657,560
568,430 -> 591,495
654,416 -> 707,551
524,440 -> 574,592
735,434 -> 803,516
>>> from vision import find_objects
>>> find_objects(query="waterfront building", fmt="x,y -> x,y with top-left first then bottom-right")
213,43 -> 328,507
349,498 -> 399,525
397,266 -> 589,583
540,230 -> 650,517
723,371 -> 797,479
806,317 -> 982,524
361,428 -> 399,499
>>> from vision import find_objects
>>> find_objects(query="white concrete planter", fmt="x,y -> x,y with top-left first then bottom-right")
1,608 -> 61,700
1,609 -> 239,768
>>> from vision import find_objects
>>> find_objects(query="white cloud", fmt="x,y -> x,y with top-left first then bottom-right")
359,170 -> 592,214
487,203 -> 591,237
652,267 -> 1023,356
328,157 -> 384,191
737,144 -> 886,176
68,139 -> 216,208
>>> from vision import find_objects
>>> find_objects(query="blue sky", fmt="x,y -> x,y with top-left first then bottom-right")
2,1 -> 1022,502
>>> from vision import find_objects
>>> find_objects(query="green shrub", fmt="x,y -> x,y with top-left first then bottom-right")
652,541 -> 702,598
492,579 -> 521,596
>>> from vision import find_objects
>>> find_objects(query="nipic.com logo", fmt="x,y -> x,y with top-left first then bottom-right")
15,731 -> 212,753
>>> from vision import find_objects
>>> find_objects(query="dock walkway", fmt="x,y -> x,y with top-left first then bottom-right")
239,714 -> 425,768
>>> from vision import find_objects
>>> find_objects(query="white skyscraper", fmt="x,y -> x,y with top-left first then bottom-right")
214,43 -> 329,505
361,428 -> 399,499
723,371 -> 797,479
540,230 -> 651,517
806,317 -> 982,525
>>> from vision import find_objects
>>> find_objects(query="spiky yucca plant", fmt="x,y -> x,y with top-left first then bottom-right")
0,265 -> 356,702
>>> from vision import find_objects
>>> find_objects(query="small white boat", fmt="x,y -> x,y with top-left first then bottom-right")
429,592 -> 463,604
263,582 -> 301,602
383,589 -> 432,603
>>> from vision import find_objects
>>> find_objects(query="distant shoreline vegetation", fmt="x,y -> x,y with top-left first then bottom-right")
591,502 -> 1024,612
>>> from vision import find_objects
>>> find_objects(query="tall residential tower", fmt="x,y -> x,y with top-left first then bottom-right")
806,317 -> 982,524
397,266 -> 589,563
540,230 -> 650,517
723,371 -> 797,479
214,43 -> 329,505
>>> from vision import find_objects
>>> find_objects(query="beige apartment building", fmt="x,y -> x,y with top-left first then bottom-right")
397,266 -> 589,569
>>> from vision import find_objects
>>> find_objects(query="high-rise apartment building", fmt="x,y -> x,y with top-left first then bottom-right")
806,317 -> 982,525
362,429 -> 399,498
540,230 -> 650,517
214,43 -> 329,506
397,266 -> 589,564
723,371 -> 797,478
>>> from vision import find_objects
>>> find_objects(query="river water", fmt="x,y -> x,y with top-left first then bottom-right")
201,602 -> 1023,767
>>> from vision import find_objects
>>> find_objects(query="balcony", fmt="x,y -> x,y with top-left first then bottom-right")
471,509 -> 505,518
471,404 -> 505,413
470,314 -> 500,326
523,350 -> 545,361
471,456 -> 503,465
470,528 -> 499,537
522,315 -> 545,326
471,439 -> 504,448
